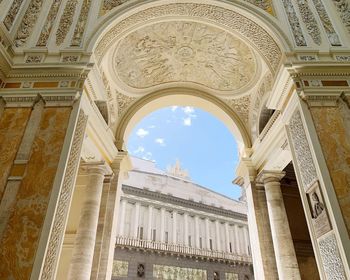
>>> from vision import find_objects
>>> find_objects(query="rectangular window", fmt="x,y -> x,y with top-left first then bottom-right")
229,242 -> 232,253
199,237 -> 203,249
152,229 -> 156,241
209,239 -> 213,250
188,236 -> 192,247
165,231 -> 169,243
138,226 -> 144,240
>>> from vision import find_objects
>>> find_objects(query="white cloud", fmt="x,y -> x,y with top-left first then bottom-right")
133,146 -> 145,154
136,128 -> 149,138
171,106 -> 178,112
182,106 -> 195,114
183,117 -> 192,126
148,125 -> 156,129
155,138 -> 166,146
142,152 -> 153,160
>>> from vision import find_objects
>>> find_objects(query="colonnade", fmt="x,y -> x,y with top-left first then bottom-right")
116,196 -> 250,256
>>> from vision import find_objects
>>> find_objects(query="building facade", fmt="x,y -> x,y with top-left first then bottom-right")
0,0 -> 349,279
112,158 -> 253,279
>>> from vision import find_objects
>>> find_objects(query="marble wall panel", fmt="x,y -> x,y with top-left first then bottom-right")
0,107 -> 71,280
0,108 -> 31,200
310,103 -> 350,236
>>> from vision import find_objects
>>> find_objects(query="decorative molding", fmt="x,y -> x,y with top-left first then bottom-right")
335,55 -> 350,61
61,55 -> 79,63
288,110 -> 318,191
3,0 -> 25,30
116,91 -> 137,117
56,0 -> 78,46
295,0 -> 321,45
282,0 -> 307,46
100,0 -> 130,16
95,3 -> 282,73
41,110 -> 88,280
1,95 -> 38,107
311,0 -> 341,46
122,185 -> 247,221
331,0 -> 350,34
300,93 -> 342,107
37,0 -> 63,46
318,232 -> 346,280
299,55 -> 317,61
71,0 -> 91,46
14,0 -> 44,47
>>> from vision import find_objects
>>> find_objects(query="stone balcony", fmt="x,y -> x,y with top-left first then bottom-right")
115,236 -> 252,265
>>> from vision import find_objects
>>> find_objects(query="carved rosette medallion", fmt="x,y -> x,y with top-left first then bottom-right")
288,110 -> 318,190
114,21 -> 257,93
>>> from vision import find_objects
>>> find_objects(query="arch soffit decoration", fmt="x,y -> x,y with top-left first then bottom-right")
114,88 -> 251,151
89,0 -> 291,73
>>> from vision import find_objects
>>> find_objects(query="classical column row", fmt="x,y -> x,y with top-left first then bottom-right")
118,201 -> 250,254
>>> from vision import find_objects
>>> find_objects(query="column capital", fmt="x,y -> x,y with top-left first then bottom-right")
257,170 -> 286,184
80,161 -> 112,176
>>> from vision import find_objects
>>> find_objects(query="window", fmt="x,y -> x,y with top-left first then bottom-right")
209,239 -> 213,250
188,235 -> 192,247
214,271 -> 220,280
138,226 -> 144,239
137,263 -> 145,278
229,242 -> 232,253
152,229 -> 156,241
165,231 -> 169,243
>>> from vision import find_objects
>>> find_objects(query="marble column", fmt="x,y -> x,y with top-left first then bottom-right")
172,211 -> 177,243
243,226 -> 250,255
215,220 -> 221,251
147,205 -> 153,240
133,202 -> 140,238
184,213 -> 189,246
160,208 -> 165,242
118,199 -> 127,236
260,171 -> 301,280
67,162 -> 110,280
194,215 -> 200,248
205,217 -> 210,249
224,222 -> 230,252
234,225 -> 240,254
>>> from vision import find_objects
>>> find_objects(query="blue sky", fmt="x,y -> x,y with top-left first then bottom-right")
127,106 -> 242,200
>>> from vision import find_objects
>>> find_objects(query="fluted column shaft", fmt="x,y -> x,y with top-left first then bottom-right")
261,171 -> 301,280
184,213 -> 189,246
118,199 -> 127,236
147,205 -> 153,240
68,163 -> 109,280
133,202 -> 140,238
194,216 -> 200,248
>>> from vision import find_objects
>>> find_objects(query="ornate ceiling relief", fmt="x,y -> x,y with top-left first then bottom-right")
114,21 -> 257,93
100,0 -> 130,15
311,0 -> 341,46
95,4 -> 282,73
56,0 -> 78,45
282,0 -> 307,46
3,0 -> 25,30
14,0 -> 44,47
71,0 -> 91,46
295,0 -> 321,45
331,0 -> 350,34
37,0 -> 63,46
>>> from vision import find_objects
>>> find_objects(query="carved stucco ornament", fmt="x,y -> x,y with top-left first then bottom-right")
331,0 -> 350,34
222,95 -> 251,127
114,21 -> 257,93
14,0 -> 44,47
3,0 -> 25,30
116,91 -> 137,117
37,0 -> 63,46
56,0 -> 79,45
95,3 -> 282,73
295,0 -> 322,45
71,0 -> 92,46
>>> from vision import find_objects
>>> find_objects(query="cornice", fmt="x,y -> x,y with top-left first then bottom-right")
122,185 -> 247,221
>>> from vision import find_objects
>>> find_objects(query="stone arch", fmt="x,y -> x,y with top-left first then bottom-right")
114,87 -> 251,153
87,0 -> 292,74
